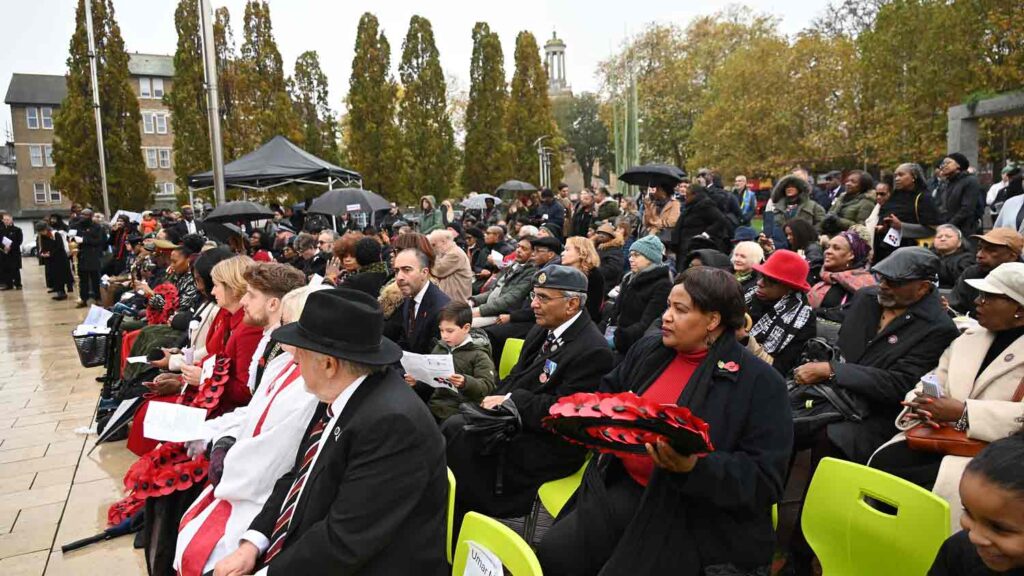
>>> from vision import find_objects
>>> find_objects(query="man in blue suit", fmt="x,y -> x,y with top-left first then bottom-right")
384,247 -> 451,355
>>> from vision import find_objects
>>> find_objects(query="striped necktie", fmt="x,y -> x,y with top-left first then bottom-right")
264,404 -> 334,563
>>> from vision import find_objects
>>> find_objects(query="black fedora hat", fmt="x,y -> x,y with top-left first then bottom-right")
272,287 -> 402,365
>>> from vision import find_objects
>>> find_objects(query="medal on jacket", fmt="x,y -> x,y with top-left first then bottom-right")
887,335 -> 898,345
540,359 -> 558,384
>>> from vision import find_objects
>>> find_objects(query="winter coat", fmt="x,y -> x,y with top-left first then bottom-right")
769,175 -> 826,236
825,189 -> 877,234
470,262 -> 537,317
0,224 -> 23,270
735,187 -> 757,224
535,200 -> 566,231
595,199 -> 621,224
40,231 -> 74,290
568,203 -> 594,237
76,222 -> 108,272
431,246 -> 474,304
947,263 -> 986,317
872,187 -> 942,264
426,329 -> 498,421
611,264 -> 673,354
872,326 -> 1024,531
934,246 -> 975,289
576,334 -> 791,574
642,197 -> 681,235
418,195 -> 446,235
343,262 -> 389,298
828,287 -> 959,463
596,235 -> 625,290
672,191 -> 731,264
941,171 -> 982,237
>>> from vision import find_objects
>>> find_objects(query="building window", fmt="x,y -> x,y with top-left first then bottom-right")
142,112 -> 155,134
33,182 -> 47,203
41,107 -> 53,129
140,77 -> 151,98
155,182 -> 175,197
145,148 -> 158,169
29,145 -> 43,167
49,185 -> 61,203
158,149 -> 171,169
26,107 -> 39,129
155,113 -> 168,134
44,145 -> 54,167
153,78 -> 165,98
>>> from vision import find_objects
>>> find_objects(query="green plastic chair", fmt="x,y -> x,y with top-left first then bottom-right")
538,453 -> 591,518
802,457 -> 950,575
452,512 -> 543,576
446,468 -> 456,565
499,338 -> 525,380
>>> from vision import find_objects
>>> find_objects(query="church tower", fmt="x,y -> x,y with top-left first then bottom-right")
544,31 -> 572,97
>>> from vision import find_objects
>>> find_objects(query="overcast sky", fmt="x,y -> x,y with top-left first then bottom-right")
2,0 -> 830,136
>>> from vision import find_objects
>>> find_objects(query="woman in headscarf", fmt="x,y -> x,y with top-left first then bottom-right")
745,250 -> 816,376
807,230 -> 877,322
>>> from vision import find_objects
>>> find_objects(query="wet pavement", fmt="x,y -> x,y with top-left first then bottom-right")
0,263 -> 144,574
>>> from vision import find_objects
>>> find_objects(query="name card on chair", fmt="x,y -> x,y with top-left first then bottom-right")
464,541 -> 503,576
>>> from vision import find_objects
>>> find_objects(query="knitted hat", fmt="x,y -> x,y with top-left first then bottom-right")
946,152 -> 970,171
629,234 -> 665,264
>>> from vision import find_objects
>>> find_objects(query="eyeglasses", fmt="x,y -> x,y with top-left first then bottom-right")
530,291 -> 571,304
976,292 -> 1011,305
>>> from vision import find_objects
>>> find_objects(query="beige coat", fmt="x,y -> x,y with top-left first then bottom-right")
871,326 -> 1024,531
432,246 -> 474,304
642,196 -> 681,235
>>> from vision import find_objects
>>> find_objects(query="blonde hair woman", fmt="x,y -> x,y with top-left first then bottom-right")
561,236 -> 606,321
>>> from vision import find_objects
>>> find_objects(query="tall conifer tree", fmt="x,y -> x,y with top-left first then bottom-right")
505,31 -> 560,186
291,51 -> 341,165
462,23 -> 509,194
166,0 -> 209,201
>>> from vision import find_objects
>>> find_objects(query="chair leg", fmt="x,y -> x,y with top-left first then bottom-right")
522,497 -> 540,545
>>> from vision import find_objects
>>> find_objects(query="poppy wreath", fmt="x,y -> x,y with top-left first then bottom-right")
187,357 -> 230,411
145,282 -> 180,325
543,392 -> 714,458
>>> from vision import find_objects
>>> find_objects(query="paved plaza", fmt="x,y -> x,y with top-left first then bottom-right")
0,263 -> 143,575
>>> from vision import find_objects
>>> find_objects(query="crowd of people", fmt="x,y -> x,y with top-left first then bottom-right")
3,152 -> 1024,576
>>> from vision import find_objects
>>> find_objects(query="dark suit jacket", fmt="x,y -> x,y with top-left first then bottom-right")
251,368 -> 448,575
384,282 -> 451,354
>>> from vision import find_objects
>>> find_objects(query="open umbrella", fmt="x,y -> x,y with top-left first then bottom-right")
459,194 -> 503,210
203,201 -> 274,223
307,188 -> 390,216
619,164 -> 688,190
495,180 -> 537,194
200,222 -> 246,244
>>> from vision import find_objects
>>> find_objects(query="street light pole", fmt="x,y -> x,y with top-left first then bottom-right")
198,0 -> 226,206
84,0 -> 110,218
533,135 -> 549,189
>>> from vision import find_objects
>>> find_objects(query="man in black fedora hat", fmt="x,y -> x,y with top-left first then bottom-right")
214,287 -> 448,576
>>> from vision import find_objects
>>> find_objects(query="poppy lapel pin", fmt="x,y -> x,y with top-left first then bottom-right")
716,360 -> 740,373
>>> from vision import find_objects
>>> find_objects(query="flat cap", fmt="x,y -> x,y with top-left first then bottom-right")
533,265 -> 588,292
872,247 -> 939,281
529,235 -> 562,252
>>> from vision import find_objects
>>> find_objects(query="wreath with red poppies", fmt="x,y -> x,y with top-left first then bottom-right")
543,392 -> 714,457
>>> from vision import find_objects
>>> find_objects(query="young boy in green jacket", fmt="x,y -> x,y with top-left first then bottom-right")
404,301 -> 497,422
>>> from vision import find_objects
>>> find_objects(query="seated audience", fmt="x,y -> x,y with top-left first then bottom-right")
871,262 -> 1024,529
468,237 -> 537,325
463,227 -> 491,292
537,267 -> 792,575
593,223 -> 625,289
931,224 -> 974,289
684,248 -> 733,271
822,170 -> 876,236
428,229 -> 474,303
746,250 -> 816,376
248,231 -> 273,262
340,237 -> 389,297
807,230 -> 876,321
444,266 -> 613,525
785,219 -> 824,283
213,288 -> 448,575
561,236 -> 605,321
731,240 -> 765,304
384,248 -> 451,354
325,232 -> 363,286
947,228 -> 1023,317
607,235 -> 673,355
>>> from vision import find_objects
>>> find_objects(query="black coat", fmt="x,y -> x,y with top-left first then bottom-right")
443,313 -> 614,517
250,369 -> 448,575
574,334 -> 791,574
942,171 -> 982,237
569,204 -> 594,237
829,287 -> 959,462
673,193 -> 730,263
612,264 -> 673,354
0,224 -> 23,270
39,232 -> 74,289
873,188 -> 941,263
596,243 -> 625,289
947,263 -> 985,317
383,282 -> 451,354
935,246 -> 975,289
343,269 -> 388,298
76,223 -> 108,272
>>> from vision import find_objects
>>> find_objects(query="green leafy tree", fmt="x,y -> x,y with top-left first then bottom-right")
52,0 -> 152,210
166,0 -> 210,203
557,93 -> 611,187
397,15 -> 456,204
290,51 -> 341,165
462,22 -> 509,194
346,13 -> 401,197
506,31 -> 561,186
212,7 -> 243,159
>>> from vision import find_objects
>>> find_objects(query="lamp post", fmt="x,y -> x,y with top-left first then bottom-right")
534,135 -> 549,189
199,0 -> 226,206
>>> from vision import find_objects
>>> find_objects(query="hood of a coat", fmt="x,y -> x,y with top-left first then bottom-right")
420,195 -> 436,211
771,175 -> 812,205
436,327 -> 493,356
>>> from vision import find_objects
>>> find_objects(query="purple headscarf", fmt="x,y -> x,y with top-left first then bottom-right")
837,231 -> 871,267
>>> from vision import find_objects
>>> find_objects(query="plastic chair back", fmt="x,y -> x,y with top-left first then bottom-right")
447,468 -> 456,565
499,338 -> 525,380
452,512 -> 543,576
803,457 -> 950,575
538,453 -> 592,518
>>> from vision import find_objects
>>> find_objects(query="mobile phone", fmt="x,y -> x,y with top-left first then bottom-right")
920,374 -> 943,398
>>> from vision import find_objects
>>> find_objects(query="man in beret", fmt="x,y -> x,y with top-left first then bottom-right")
444,265 -> 613,528
938,152 -> 983,237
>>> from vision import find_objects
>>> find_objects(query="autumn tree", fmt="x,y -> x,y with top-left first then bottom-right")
346,12 -> 401,197
557,93 -> 610,186
506,31 -> 561,186
52,0 -> 152,210
166,0 -> 210,202
462,22 -> 510,194
212,7 -> 243,159
397,15 -> 456,203
290,51 -> 341,165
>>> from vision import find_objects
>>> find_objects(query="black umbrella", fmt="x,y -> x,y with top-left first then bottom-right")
307,188 -> 390,216
619,164 -> 688,190
495,180 -> 537,194
200,222 -> 246,244
88,397 -> 141,456
203,201 -> 275,223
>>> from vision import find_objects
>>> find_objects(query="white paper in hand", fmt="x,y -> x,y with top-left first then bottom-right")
882,226 -> 902,247
489,250 -> 507,269
401,352 -> 457,389
308,273 -> 325,288
200,354 -> 217,383
127,355 -> 149,364
143,402 -> 209,442
1,237 -> 10,249
463,542 -> 503,576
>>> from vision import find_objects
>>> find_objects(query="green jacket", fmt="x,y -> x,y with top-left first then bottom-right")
470,262 -> 537,317
418,195 -> 446,234
770,174 -> 826,231
595,199 -> 621,224
827,190 -> 876,230
427,329 -> 497,421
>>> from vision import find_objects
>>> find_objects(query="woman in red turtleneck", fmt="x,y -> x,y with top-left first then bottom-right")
537,267 -> 793,576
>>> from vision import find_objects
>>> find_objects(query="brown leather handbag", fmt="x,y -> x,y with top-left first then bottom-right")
905,375 -> 1024,457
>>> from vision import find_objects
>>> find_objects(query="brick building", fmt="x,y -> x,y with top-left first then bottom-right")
3,53 -> 176,219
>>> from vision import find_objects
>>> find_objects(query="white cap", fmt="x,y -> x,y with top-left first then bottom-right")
966,262 -> 1024,307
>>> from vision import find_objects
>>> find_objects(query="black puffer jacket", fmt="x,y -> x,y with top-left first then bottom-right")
673,188 -> 730,264
611,264 -> 673,354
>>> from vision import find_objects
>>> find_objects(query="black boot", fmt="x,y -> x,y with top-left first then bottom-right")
52,292 -> 68,301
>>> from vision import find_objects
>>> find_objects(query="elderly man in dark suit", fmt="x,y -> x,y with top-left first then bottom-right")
213,287 -> 448,576
444,265 -> 614,524
384,248 -> 451,354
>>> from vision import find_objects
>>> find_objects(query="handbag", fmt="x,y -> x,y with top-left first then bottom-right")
905,374 -> 1024,457
789,337 -> 871,445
